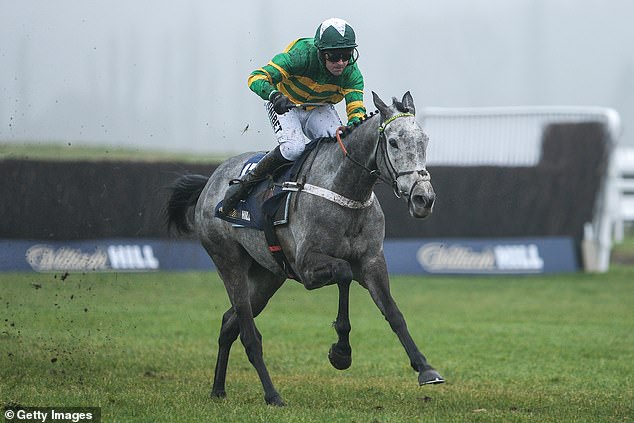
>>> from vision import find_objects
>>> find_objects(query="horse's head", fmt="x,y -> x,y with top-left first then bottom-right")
373,91 -> 435,219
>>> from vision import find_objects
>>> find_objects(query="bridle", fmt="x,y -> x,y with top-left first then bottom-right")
336,112 -> 431,199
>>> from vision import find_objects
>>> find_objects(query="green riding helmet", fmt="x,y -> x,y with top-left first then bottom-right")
314,18 -> 357,50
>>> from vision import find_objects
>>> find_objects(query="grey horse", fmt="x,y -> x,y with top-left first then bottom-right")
166,91 -> 444,406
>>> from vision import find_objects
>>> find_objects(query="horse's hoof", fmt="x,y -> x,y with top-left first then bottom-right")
210,389 -> 226,399
265,394 -> 286,407
419,369 -> 445,385
328,343 -> 352,370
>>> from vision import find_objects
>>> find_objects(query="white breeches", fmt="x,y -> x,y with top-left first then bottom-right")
265,102 -> 343,160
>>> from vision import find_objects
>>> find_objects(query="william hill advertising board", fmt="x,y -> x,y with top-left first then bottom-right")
0,237 -> 578,274
384,238 -> 578,274
0,240 -> 210,272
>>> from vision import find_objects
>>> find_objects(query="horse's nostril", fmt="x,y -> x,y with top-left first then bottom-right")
413,194 -> 434,209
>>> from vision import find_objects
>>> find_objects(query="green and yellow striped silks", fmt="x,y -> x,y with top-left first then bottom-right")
248,38 -> 366,124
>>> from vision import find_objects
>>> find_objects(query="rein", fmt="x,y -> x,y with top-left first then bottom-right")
335,125 -> 380,180
335,112 -> 430,198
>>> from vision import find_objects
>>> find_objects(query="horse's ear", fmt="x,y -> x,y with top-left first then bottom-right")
402,91 -> 415,114
372,91 -> 389,115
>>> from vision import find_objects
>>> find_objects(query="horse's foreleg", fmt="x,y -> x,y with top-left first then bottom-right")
297,251 -> 354,369
328,279 -> 352,370
362,256 -> 445,386
298,251 -> 353,290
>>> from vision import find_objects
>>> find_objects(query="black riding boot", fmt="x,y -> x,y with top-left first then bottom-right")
222,146 -> 291,213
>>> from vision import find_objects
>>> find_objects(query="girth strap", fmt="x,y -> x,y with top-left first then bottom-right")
262,192 -> 301,281
263,219 -> 301,281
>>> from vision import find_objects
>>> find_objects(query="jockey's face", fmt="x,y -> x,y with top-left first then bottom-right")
323,49 -> 352,76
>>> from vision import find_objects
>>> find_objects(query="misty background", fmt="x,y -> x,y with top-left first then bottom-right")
1,0 -> 632,156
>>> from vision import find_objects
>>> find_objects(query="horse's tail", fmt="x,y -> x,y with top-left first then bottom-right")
165,174 -> 209,234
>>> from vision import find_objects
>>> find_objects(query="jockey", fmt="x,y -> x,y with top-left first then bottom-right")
222,17 -> 367,212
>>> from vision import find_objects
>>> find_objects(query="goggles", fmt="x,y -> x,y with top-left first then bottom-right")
323,50 -> 353,63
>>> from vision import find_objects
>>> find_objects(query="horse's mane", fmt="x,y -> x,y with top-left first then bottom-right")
339,109 -> 380,140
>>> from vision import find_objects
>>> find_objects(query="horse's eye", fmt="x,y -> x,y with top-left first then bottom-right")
388,138 -> 399,148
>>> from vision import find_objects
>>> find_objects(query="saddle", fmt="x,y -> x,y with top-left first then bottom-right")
214,138 -> 331,280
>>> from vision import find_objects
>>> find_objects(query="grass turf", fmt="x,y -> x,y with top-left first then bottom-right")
1,268 -> 632,422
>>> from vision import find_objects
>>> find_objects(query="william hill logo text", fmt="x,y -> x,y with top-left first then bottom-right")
417,242 -> 544,274
26,244 -> 160,272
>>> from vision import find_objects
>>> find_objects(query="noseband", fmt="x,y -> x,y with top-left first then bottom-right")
336,112 -> 430,199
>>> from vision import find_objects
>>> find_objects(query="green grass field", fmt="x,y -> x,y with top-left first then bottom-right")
1,268 -> 632,422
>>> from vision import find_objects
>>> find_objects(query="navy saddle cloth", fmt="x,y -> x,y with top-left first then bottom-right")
214,138 -> 327,230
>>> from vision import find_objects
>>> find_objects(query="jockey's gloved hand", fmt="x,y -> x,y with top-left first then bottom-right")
269,91 -> 294,115
347,118 -> 361,127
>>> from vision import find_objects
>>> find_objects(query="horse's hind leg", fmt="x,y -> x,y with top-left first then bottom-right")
234,296 -> 285,406
212,307 -> 267,398
211,307 -> 239,399
328,280 -> 353,370
361,255 -> 445,386
210,254 -> 286,405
